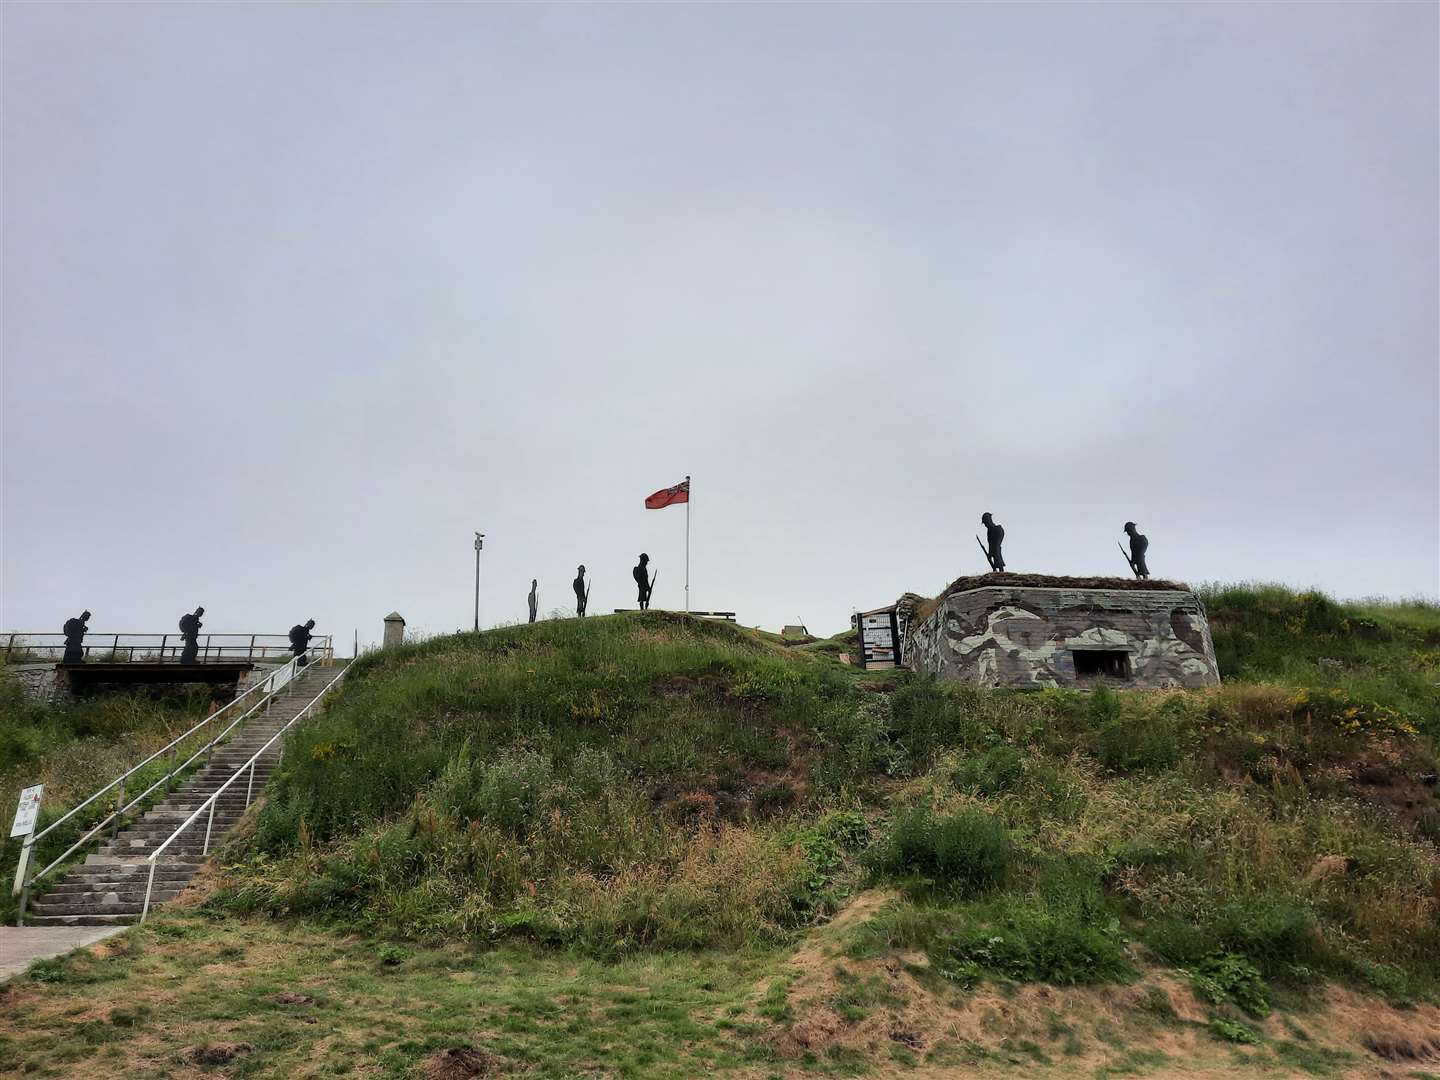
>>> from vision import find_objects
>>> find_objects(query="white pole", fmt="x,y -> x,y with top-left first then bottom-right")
685,475 -> 691,612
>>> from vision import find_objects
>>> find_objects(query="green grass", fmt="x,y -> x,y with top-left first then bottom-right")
210,597 -> 1439,994
7,587 -> 1436,1076
1198,583 -> 1440,738
0,915 -> 780,1080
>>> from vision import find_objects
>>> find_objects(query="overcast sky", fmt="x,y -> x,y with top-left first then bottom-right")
3,2 -> 1436,649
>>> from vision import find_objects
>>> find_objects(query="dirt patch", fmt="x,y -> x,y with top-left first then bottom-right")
270,991 -> 314,1006
1362,1025 -> 1440,1061
652,675 -> 706,698
1318,984 -> 1440,1062
761,895 -> 1440,1078
186,1042 -> 254,1066
419,1046 -> 511,1078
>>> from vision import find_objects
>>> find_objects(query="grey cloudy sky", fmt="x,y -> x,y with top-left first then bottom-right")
3,2 -> 1436,648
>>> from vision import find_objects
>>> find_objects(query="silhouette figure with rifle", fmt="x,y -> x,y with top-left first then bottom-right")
976,512 -> 1006,572
574,565 -> 589,617
1121,522 -> 1150,579
633,553 -> 656,611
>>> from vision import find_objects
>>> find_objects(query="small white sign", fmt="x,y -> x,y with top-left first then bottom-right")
10,785 -> 43,838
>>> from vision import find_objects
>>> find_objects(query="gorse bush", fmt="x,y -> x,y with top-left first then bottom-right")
867,807 -> 1009,896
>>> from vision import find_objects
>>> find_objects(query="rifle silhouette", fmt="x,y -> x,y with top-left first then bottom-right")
1117,541 -> 1139,578
975,535 -> 997,572
647,570 -> 658,607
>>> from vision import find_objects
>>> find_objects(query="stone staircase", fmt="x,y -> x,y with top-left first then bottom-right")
27,661 -> 348,926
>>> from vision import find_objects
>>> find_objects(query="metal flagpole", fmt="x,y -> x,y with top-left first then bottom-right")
685,475 -> 691,612
474,532 -> 484,631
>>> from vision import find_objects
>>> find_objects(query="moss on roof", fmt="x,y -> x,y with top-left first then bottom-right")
909,572 -> 1194,625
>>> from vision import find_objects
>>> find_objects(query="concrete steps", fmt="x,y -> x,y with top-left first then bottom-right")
26,662 -> 347,926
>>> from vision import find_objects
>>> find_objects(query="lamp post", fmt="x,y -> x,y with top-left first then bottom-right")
473,532 -> 484,632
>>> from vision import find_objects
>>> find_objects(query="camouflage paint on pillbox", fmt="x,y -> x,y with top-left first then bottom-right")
902,574 -> 1219,690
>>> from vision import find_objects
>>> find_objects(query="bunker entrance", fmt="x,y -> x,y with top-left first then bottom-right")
1072,649 -> 1130,679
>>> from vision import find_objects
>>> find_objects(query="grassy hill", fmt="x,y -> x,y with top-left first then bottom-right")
3,586 -> 1439,1078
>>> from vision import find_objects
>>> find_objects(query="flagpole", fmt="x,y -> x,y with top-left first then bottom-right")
684,475 -> 690,612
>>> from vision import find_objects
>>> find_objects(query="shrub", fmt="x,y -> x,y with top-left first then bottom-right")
810,696 -> 892,791
931,899 -> 1132,986
954,745 -> 1024,795
376,943 -> 410,966
436,747 -> 553,837
889,679 -> 983,764
566,746 -> 622,799
1208,1018 -> 1262,1045
0,722 -> 44,774
1212,897 -> 1318,977
868,808 -> 1008,896
1088,683 -> 1123,727
1189,953 -> 1270,1018
816,809 -> 870,851
1092,716 -> 1182,774
752,782 -> 798,816
1143,896 -> 1319,980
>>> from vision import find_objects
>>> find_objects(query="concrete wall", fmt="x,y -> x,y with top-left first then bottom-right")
904,585 -> 1219,689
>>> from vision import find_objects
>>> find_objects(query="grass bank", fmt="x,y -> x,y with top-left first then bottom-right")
6,585 -> 1437,1078
216,593 -> 1438,1001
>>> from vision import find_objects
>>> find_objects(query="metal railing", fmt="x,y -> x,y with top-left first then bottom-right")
140,660 -> 352,921
2,632 -> 334,664
12,648 -> 323,923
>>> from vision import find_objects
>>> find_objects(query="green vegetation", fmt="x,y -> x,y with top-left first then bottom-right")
0,916 -> 778,1079
4,584 -> 1438,1077
0,679 -> 211,921
865,806 -> 1010,896
1199,583 -> 1440,738
216,588 -> 1439,1000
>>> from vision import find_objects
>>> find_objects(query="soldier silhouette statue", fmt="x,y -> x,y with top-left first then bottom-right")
289,618 -> 315,666
528,580 -> 538,624
978,512 -> 1006,572
634,553 -> 655,610
574,565 -> 588,617
62,611 -> 90,664
1122,522 -> 1150,579
178,606 -> 204,664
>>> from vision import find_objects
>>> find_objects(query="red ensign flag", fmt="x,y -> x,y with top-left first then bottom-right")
645,479 -> 690,509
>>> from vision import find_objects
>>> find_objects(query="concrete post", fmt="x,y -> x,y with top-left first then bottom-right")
383,612 -> 406,649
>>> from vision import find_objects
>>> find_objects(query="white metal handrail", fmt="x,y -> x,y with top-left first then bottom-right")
12,650 -> 321,921
3,632 -> 334,664
140,660 -> 351,921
